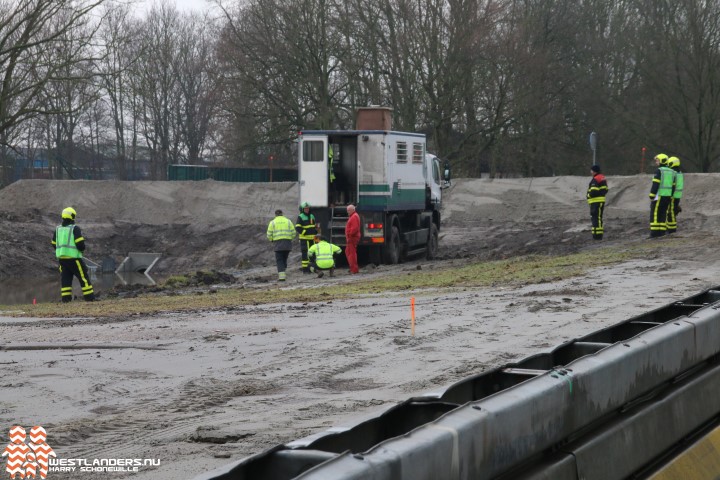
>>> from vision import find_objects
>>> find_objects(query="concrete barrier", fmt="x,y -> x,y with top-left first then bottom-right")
195,287 -> 720,480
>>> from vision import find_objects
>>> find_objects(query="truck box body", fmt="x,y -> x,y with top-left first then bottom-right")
298,124 -> 442,264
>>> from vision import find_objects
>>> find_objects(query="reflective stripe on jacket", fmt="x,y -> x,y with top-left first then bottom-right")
308,241 -> 341,269
587,173 -> 608,204
55,225 -> 81,259
267,216 -> 297,242
296,213 -> 318,240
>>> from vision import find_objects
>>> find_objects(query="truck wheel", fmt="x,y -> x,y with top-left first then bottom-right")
426,223 -> 439,259
383,225 -> 401,264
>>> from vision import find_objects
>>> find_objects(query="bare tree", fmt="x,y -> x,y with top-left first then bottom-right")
173,14 -> 221,165
38,14 -> 102,179
217,0 -> 351,163
631,0 -> 720,172
96,2 -> 140,180
133,1 -> 182,180
0,0 -> 104,184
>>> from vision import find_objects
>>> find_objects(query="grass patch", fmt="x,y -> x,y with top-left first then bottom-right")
352,246 -> 649,293
0,241 -> 666,318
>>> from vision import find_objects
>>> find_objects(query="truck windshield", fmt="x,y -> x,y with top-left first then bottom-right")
303,140 -> 324,162
432,159 -> 440,183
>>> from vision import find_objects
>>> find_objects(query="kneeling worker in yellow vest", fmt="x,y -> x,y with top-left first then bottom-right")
307,235 -> 341,278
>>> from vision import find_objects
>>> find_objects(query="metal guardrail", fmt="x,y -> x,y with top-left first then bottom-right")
196,287 -> 720,480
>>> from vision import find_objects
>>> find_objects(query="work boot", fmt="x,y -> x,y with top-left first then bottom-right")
329,268 -> 334,277
317,271 -> 324,278
302,267 -> 311,274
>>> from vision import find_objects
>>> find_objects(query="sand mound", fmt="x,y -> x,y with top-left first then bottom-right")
2,173 -> 720,279
0,179 -> 299,229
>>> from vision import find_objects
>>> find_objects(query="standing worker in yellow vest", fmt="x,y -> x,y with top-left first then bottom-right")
267,209 -> 296,281
307,235 -> 342,278
666,156 -> 684,234
51,207 -> 96,302
649,154 -> 674,238
295,202 -> 318,273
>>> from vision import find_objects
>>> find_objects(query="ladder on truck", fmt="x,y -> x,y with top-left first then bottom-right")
328,206 -> 349,246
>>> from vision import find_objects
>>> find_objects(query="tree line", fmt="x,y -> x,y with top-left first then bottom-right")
1,0 -> 719,186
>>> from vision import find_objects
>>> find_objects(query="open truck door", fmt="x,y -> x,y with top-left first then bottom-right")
299,134 -> 329,207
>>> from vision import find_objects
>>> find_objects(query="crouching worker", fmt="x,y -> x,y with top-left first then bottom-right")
307,235 -> 341,278
52,207 -> 96,302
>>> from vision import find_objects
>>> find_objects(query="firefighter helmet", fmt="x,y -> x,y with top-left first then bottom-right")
668,156 -> 680,168
61,207 -> 77,220
300,202 -> 310,211
655,153 -> 668,165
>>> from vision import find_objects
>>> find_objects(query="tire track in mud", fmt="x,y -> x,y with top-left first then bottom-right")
50,376 -> 280,463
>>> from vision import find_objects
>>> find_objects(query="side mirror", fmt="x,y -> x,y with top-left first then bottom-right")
443,167 -> 451,188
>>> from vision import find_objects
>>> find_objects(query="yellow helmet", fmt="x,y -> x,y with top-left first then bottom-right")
668,156 -> 680,168
655,153 -> 668,165
61,207 -> 77,220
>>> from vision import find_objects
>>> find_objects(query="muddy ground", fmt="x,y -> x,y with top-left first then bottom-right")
2,175 -> 720,479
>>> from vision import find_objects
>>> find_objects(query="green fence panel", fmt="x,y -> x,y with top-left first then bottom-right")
168,165 -> 297,183
168,165 -> 210,181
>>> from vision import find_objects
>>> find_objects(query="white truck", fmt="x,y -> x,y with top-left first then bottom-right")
297,107 -> 444,265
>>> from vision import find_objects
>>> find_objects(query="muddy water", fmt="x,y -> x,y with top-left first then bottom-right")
0,272 -> 157,305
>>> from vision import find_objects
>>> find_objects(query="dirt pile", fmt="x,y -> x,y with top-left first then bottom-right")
0,179 -> 299,226
1,173 -> 719,280
0,180 -> 300,279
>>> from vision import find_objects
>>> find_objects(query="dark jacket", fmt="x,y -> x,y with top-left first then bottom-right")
587,173 -> 608,204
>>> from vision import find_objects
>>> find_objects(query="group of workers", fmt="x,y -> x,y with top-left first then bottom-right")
51,156 -> 687,301
266,203 -> 360,281
49,201 -> 359,302
586,153 -> 684,240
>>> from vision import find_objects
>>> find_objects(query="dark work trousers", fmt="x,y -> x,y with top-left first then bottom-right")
650,196 -> 672,237
59,258 -> 95,302
275,250 -> 290,273
666,199 -> 680,233
300,239 -> 313,271
310,258 -> 335,273
590,202 -> 605,240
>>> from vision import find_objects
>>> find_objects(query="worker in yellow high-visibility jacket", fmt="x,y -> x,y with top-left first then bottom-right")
51,207 -> 96,302
649,154 -> 674,238
666,156 -> 684,234
307,235 -> 341,278
267,209 -> 296,281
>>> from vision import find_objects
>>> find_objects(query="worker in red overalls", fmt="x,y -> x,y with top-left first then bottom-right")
345,204 -> 360,274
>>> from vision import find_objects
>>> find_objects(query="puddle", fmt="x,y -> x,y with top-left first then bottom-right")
0,271 -> 159,306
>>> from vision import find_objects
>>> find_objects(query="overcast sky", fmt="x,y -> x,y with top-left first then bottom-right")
173,0 -> 210,11
138,0 -> 213,13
